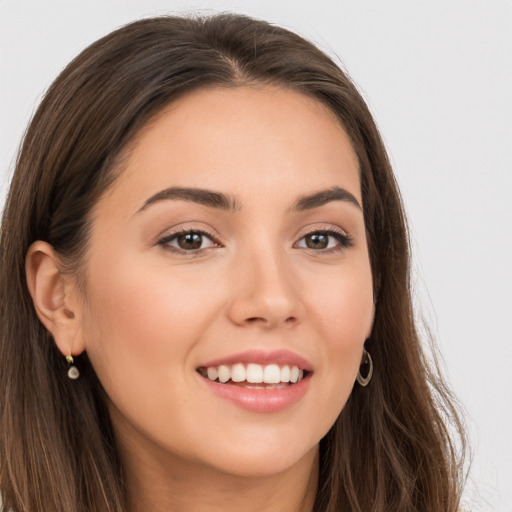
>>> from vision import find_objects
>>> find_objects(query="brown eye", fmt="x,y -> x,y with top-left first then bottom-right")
304,233 -> 329,249
177,232 -> 203,250
296,229 -> 353,252
159,230 -> 217,252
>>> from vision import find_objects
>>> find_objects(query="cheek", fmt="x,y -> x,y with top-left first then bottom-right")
79,254 -> 231,446
81,255 -> 212,386
308,259 -> 374,345
80,249 -> 234,387
303,260 -> 374,419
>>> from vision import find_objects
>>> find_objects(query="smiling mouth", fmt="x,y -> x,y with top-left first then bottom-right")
197,363 -> 310,388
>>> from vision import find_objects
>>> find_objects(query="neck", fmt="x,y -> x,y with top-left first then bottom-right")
120,435 -> 319,512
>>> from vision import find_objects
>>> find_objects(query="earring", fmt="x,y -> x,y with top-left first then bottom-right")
66,355 -> 80,380
356,349 -> 373,387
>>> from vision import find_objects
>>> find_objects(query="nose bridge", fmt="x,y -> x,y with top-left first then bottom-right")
228,235 -> 302,328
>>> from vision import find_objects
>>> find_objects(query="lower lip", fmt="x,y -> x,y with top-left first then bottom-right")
198,374 -> 312,413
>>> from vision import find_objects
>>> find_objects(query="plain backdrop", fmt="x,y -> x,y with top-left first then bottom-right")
1,1 -> 511,510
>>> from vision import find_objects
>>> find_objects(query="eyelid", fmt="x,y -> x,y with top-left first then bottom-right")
295,223 -> 350,239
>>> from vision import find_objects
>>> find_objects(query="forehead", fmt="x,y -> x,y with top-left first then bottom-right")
98,85 -> 361,213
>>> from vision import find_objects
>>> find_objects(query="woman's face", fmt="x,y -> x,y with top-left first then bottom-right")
77,86 -> 374,477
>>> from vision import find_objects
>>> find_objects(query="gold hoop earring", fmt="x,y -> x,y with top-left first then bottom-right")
66,355 -> 80,380
356,349 -> 373,387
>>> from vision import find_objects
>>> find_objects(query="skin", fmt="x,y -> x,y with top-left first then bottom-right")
27,86 -> 375,512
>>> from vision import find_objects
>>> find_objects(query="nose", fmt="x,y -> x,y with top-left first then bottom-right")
227,247 -> 304,329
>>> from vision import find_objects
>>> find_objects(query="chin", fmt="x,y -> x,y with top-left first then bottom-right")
190,430 -> 320,479
204,444 -> 319,479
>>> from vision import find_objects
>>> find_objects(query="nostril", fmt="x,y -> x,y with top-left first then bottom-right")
243,315 -> 298,329
245,316 -> 265,324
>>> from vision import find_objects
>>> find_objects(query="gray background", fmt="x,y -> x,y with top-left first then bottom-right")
1,1 -> 511,510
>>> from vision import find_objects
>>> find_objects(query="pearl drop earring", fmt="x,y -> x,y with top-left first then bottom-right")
66,355 -> 80,380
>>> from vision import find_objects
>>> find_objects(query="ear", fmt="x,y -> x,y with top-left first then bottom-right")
365,303 -> 376,341
25,241 -> 85,357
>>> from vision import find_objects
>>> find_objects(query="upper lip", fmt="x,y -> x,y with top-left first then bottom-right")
199,349 -> 313,372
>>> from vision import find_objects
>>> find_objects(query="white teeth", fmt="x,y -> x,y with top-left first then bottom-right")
202,363 -> 306,385
246,363 -> 264,383
218,365 -> 230,383
231,363 -> 246,382
263,364 -> 281,384
207,367 -> 218,381
280,365 -> 291,382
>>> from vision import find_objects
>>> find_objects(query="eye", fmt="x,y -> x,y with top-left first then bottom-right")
158,229 -> 219,253
296,229 -> 353,251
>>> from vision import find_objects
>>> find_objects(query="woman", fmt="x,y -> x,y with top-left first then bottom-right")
0,13 -> 466,512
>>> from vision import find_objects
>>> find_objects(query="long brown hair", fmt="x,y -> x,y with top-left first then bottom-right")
0,13 -> 466,512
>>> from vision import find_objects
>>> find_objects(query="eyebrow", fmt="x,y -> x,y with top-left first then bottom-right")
291,186 -> 362,211
137,185 -> 361,214
137,187 -> 240,213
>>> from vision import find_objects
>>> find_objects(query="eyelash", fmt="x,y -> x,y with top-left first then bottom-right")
157,227 -> 353,255
295,228 -> 354,253
157,228 -> 221,255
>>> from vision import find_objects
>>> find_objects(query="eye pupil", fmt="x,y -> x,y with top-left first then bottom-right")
306,233 -> 329,249
178,232 -> 203,250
